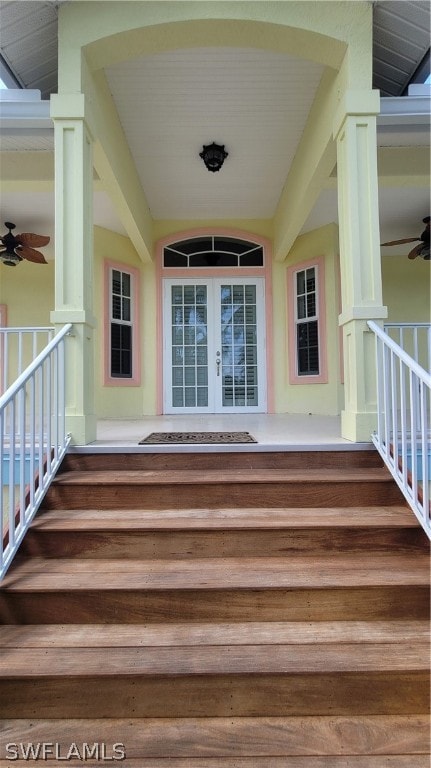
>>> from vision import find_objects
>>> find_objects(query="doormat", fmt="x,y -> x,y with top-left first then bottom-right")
139,431 -> 257,445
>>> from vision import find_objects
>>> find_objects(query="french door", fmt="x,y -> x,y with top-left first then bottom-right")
163,278 -> 266,413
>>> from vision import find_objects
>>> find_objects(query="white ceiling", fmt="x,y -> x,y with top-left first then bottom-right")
105,48 -> 324,220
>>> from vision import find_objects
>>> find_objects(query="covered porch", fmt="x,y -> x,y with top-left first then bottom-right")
90,413 -> 361,451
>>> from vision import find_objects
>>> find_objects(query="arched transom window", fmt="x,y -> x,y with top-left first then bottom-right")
163,236 -> 264,268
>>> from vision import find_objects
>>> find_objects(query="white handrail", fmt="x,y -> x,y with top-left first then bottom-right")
0,324 -> 72,580
368,320 -> 431,539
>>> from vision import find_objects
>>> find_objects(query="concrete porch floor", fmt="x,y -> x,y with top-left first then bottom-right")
75,414 -> 374,453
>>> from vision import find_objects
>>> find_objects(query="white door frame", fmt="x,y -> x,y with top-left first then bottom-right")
163,277 -> 267,414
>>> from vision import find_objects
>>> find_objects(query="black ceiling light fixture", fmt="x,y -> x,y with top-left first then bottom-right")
199,142 -> 228,172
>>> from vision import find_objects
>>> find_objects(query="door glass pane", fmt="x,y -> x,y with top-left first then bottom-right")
170,285 -> 208,408
220,284 -> 258,407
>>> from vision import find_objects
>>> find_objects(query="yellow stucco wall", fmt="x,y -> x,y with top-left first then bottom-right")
0,261 -> 54,326
153,220 -> 273,242
382,255 -> 430,323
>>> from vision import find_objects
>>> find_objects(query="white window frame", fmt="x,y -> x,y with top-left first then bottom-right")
287,256 -> 328,385
104,260 -> 140,386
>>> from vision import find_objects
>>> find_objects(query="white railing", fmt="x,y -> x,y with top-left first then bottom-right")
369,320 -> 431,539
0,327 -> 55,394
0,324 -> 72,580
384,323 -> 431,373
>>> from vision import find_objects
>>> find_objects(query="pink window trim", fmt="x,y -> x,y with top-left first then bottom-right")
103,260 -> 141,387
287,255 -> 328,385
155,228 -> 274,414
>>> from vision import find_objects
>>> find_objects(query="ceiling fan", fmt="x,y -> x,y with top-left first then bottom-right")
0,222 -> 50,267
381,216 -> 430,260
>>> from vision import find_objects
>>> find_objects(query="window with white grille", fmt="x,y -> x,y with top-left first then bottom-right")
110,268 -> 133,378
295,265 -> 320,376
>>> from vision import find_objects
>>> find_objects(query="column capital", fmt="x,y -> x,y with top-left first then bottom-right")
50,309 -> 97,327
51,93 -> 88,123
333,89 -> 380,139
338,305 -> 388,326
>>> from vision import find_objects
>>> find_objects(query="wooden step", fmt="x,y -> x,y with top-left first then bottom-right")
1,620 -> 428,647
61,448 -> 385,472
2,758 -> 428,768
43,467 -> 404,509
21,506 -> 427,558
1,554 -> 429,623
1,641 -> 428,717
1,446 -> 428,760
1,716 -> 429,762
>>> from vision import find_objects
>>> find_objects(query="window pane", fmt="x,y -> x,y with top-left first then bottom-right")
172,367 -> 183,386
184,387 -> 196,407
232,285 -> 244,303
240,248 -> 263,267
306,268 -> 316,292
306,293 -> 316,318
112,295 -> 122,320
297,295 -> 306,319
214,237 -> 251,254
296,270 -> 305,294
244,285 -> 256,304
164,250 -> 188,268
122,273 -> 131,296
172,388 -> 184,407
110,323 -> 132,377
112,270 -> 121,294
185,367 -> 196,385
189,252 -> 237,267
172,286 -> 183,304
122,297 -> 131,322
221,286 -> 232,304
297,320 -> 319,375
170,237 -> 213,255
183,286 -> 196,304
196,387 -> 208,407
195,286 -> 206,304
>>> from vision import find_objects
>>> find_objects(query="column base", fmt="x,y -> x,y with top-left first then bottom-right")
65,413 -> 97,446
341,410 -> 377,443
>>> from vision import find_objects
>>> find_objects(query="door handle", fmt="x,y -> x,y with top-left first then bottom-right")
216,359 -> 221,376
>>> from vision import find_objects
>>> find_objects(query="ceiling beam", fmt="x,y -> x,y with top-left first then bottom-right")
82,61 -> 153,263
273,68 -> 338,262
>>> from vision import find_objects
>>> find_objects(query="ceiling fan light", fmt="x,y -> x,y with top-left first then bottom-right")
0,249 -> 22,266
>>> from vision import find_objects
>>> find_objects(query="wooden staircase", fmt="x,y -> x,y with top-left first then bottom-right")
0,448 -> 429,766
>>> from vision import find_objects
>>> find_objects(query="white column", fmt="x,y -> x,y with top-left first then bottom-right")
50,94 -> 97,445
334,90 -> 388,442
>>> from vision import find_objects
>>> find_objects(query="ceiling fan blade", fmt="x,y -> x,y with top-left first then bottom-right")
380,237 -> 420,246
407,243 -> 424,260
16,232 -> 50,248
19,245 -> 47,264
